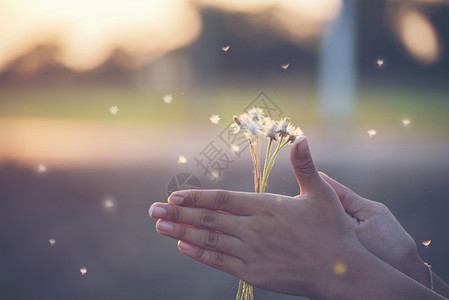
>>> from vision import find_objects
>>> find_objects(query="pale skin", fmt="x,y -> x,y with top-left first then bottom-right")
149,137 -> 449,299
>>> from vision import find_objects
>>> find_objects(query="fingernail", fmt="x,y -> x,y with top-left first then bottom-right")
296,136 -> 308,157
178,240 -> 193,253
169,193 -> 184,205
296,136 -> 306,145
150,205 -> 167,218
156,220 -> 173,234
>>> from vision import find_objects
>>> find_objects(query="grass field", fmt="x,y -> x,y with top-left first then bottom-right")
1,85 -> 448,133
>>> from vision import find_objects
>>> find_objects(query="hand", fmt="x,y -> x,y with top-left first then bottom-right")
319,173 -> 430,287
149,137 -> 372,298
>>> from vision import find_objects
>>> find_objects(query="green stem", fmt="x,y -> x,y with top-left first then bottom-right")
254,136 -> 262,192
256,136 -> 262,191
236,279 -> 243,300
262,139 -> 289,192
261,136 -> 286,192
261,138 -> 273,189
247,137 -> 260,193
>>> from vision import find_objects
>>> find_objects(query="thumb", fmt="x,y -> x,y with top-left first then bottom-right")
320,172 -> 375,221
290,136 -> 327,195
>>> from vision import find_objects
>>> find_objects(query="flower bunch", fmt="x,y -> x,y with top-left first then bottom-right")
231,107 -> 303,300
231,107 -> 303,194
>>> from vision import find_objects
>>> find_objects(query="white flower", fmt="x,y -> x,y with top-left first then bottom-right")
247,107 -> 264,122
231,116 -> 243,134
287,127 -> 304,143
377,59 -> 384,67
245,120 -> 264,137
109,106 -> 119,115
209,114 -> 220,124
278,117 -> 294,137
232,114 -> 263,137
264,118 -> 280,141
281,63 -> 290,70
163,94 -> 173,104
80,268 -> 87,275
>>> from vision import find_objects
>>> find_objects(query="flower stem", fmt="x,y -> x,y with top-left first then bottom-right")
247,137 -> 260,193
261,136 -> 285,192
236,279 -> 243,300
262,138 -> 273,188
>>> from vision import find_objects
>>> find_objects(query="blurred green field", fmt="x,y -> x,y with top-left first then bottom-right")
1,85 -> 448,133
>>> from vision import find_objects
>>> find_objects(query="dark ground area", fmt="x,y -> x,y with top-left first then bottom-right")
1,158 -> 448,300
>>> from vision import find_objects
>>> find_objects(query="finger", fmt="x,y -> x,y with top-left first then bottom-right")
289,136 -> 327,195
167,189 -> 262,215
149,202 -> 242,236
177,241 -> 247,278
155,220 -> 243,256
319,172 -> 374,220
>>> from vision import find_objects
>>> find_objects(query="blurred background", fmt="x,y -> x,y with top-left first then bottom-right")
1,0 -> 448,299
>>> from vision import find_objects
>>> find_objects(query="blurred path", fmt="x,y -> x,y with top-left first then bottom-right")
1,117 -> 448,169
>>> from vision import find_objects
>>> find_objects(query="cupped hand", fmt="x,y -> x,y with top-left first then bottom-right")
149,137 -> 370,298
319,173 -> 430,287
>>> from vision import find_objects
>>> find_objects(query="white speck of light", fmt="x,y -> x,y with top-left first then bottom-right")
377,59 -> 384,67
178,155 -> 187,164
231,144 -> 240,153
367,129 -> 377,138
281,63 -> 290,70
37,164 -> 47,173
109,106 -> 119,115
80,268 -> 87,275
422,240 -> 431,248
49,239 -> 56,246
209,114 -> 220,124
402,119 -> 411,126
221,45 -> 230,53
104,198 -> 114,209
163,94 -> 173,104
211,170 -> 219,180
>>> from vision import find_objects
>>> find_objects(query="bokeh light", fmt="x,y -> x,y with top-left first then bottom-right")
397,9 -> 441,64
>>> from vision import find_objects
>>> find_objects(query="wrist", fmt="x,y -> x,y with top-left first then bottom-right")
401,253 -> 431,288
319,243 -> 438,300
317,240 -> 376,300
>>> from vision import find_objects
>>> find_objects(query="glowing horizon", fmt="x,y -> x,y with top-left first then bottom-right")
0,0 -> 342,73
0,0 -> 202,71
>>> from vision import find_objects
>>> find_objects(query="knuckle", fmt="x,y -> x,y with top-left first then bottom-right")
177,225 -> 187,239
374,202 -> 389,214
171,205 -> 181,222
211,252 -> 225,267
247,271 -> 262,287
200,210 -> 217,228
204,231 -> 219,248
259,197 -> 275,217
188,189 -> 202,205
297,157 -> 316,175
194,247 -> 205,260
214,190 -> 230,210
